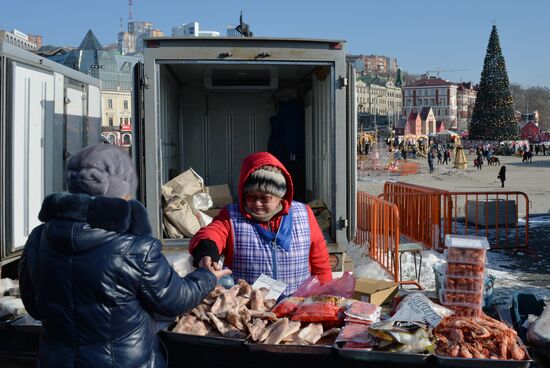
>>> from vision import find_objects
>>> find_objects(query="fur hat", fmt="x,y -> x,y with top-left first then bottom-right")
243,165 -> 287,198
66,144 -> 138,198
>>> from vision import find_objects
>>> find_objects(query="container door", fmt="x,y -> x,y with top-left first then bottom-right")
63,83 -> 87,170
346,63 -> 357,242
132,62 -> 146,204
5,61 -> 53,260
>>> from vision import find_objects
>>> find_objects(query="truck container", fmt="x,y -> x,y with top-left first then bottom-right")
0,42 -> 102,272
134,37 -> 357,248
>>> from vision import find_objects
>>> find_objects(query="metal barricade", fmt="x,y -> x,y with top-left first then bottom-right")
397,162 -> 420,176
444,191 -> 530,250
379,182 -> 530,250
380,182 -> 451,250
356,192 -> 422,288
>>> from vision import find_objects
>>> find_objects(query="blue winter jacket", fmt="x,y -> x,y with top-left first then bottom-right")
19,192 -> 216,368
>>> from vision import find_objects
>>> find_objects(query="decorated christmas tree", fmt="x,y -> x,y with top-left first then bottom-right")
469,25 -> 518,140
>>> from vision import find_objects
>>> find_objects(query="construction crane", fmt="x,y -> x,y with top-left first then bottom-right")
426,68 -> 469,78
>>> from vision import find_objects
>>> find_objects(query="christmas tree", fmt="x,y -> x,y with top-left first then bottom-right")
469,25 -> 518,140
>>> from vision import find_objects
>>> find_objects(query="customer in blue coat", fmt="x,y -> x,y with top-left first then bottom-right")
19,144 -> 230,368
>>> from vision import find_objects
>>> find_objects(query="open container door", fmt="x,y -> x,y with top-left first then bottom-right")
132,61 -> 146,204
2,61 -> 53,263
346,63 -> 357,243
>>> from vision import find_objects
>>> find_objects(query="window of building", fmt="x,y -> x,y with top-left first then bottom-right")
123,100 -> 129,110
108,116 -> 113,126
108,99 -> 113,109
440,98 -> 445,105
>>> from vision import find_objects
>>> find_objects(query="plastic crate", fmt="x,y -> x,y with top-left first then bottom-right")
440,289 -> 484,305
444,274 -> 484,292
444,248 -> 487,264
433,265 -> 495,307
446,262 -> 485,276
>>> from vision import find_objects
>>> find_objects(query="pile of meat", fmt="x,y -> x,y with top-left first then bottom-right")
172,280 -> 341,345
172,280 -> 277,339
434,314 -> 529,360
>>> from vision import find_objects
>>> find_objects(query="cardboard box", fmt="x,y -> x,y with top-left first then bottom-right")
343,259 -> 354,273
354,278 -> 399,305
208,184 -> 233,207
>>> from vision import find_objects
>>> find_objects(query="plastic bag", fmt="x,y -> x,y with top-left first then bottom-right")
272,297 -> 304,318
390,292 -> 453,328
291,302 -> 342,323
292,276 -> 322,297
292,272 -> 356,298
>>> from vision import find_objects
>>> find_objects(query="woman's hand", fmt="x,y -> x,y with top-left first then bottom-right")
198,256 -> 232,280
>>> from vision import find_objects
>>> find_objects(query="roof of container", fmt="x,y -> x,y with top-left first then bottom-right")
0,41 -> 101,88
143,36 -> 346,46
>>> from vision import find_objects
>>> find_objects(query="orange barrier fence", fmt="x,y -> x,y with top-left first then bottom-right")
379,182 -> 530,250
397,162 -> 419,176
444,191 -> 529,250
380,182 -> 451,250
356,192 -> 421,288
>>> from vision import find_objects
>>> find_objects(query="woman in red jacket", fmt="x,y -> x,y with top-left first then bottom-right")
190,152 -> 332,294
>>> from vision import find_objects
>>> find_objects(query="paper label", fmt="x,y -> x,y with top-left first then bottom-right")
252,274 -> 288,300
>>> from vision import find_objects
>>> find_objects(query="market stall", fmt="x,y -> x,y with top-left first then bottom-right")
2,234 -> 543,368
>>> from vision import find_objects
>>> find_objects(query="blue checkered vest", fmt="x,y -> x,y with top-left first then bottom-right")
228,202 -> 311,295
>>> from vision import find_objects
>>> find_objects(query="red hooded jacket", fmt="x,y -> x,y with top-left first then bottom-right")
190,152 -> 332,283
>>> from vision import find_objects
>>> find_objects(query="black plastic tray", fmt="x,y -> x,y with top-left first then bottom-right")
160,328 -> 245,348
245,336 -> 335,355
435,355 -> 532,368
335,343 -> 431,367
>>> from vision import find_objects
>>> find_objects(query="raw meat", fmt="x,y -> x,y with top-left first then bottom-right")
297,323 -> 324,344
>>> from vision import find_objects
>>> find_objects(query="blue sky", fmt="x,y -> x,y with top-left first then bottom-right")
2,0 -> 549,87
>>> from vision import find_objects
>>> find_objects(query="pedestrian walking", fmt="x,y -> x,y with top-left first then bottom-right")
476,152 -> 483,170
437,150 -> 443,164
428,150 -> 434,173
401,148 -> 407,161
443,149 -> 450,165
497,166 -> 506,188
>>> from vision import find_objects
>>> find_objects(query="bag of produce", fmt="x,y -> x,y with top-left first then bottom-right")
368,320 -> 434,353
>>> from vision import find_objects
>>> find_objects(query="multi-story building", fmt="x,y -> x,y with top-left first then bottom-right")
347,54 -> 398,75
118,31 -> 136,55
28,34 -> 43,49
402,77 -> 459,129
49,30 -> 142,152
226,26 -> 242,37
172,22 -> 220,37
0,29 -> 38,51
128,21 -> 153,52
356,75 -> 402,131
456,82 -> 478,131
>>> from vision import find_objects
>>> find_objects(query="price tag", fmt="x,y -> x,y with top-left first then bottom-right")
252,274 -> 288,300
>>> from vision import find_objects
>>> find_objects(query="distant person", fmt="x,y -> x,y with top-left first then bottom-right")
535,145 -> 540,156
443,149 -> 450,165
528,150 -> 533,163
497,166 -> 506,188
476,151 -> 483,170
428,150 -> 434,173
437,150 -> 443,164
543,145 -> 547,156
412,146 -> 417,159
401,148 -> 407,161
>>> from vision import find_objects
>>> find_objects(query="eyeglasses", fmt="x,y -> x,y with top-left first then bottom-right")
245,194 -> 275,204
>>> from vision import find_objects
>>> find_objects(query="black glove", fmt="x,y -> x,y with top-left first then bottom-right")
192,239 -> 221,268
